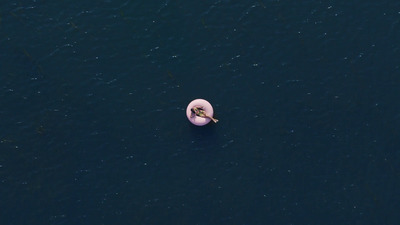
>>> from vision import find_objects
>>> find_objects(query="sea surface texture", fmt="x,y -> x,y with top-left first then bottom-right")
1,0 -> 399,224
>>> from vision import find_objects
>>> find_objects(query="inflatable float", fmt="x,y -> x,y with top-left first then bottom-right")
186,99 -> 218,126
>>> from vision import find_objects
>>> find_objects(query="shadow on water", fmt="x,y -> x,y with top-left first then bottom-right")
187,122 -> 219,152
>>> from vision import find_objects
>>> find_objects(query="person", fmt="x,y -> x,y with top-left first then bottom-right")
190,106 -> 218,123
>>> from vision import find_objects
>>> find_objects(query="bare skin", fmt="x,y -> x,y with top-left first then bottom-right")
190,106 -> 218,123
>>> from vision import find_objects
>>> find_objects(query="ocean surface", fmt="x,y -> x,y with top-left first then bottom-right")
1,0 -> 400,224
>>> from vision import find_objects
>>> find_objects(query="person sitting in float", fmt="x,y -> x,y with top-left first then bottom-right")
190,106 -> 218,123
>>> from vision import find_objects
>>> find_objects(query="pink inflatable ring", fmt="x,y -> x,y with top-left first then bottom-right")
186,99 -> 218,126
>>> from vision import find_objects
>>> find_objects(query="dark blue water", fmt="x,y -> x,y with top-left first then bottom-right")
1,1 -> 400,224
